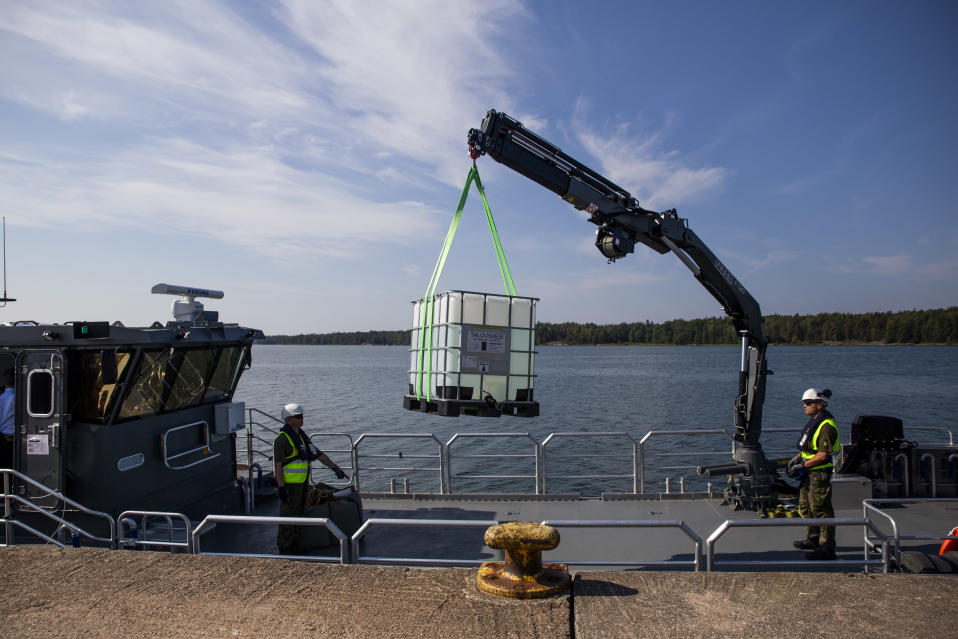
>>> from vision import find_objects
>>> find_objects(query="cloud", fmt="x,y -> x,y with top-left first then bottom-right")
832,254 -> 956,280
276,0 -> 529,187
0,139 -> 439,258
0,0 -> 534,258
570,100 -> 731,208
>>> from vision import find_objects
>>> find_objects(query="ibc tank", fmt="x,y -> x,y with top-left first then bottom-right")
407,290 -> 537,416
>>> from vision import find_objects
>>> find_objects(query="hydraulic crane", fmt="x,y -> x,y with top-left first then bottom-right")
468,109 -> 781,510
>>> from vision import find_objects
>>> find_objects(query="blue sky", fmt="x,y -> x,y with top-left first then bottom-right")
1,1 -> 956,334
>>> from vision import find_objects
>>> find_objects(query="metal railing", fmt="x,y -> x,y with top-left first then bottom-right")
192,514 -> 348,563
543,519 -> 703,571
706,517 -> 890,572
161,421 -> 220,470
351,518 -> 498,566
447,432 -> 539,494
863,498 -> 958,567
244,408 -> 355,511
543,432 -> 639,494
1,468 -> 115,548
118,510 -> 192,552
236,413 -> 958,499
907,426 -> 954,446
352,433 -> 445,494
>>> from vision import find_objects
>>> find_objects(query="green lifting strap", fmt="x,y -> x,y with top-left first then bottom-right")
415,164 -> 517,402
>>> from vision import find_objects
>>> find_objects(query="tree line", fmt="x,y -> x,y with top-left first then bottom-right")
264,307 -> 958,346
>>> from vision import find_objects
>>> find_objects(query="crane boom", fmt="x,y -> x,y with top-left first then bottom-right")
469,109 -> 779,510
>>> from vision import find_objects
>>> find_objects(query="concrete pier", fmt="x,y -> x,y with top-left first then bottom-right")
1,547 -> 956,638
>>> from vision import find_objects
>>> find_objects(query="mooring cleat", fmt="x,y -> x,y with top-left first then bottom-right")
477,521 -> 569,599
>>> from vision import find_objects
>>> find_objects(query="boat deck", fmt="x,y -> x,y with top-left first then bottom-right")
200,486 -> 958,573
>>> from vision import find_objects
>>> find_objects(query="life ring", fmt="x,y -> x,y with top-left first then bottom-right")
939,526 -> 958,555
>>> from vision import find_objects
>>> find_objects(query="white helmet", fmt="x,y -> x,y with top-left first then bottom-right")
801,388 -> 829,405
281,403 -> 304,419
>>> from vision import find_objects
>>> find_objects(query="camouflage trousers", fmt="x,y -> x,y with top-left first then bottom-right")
277,482 -> 308,554
798,469 -> 834,549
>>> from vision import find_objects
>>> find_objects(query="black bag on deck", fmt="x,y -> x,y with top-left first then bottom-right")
298,486 -> 364,550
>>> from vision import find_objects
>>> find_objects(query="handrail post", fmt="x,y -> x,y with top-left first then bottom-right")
632,440 -> 639,494
894,452 -> 910,496
919,453 -> 937,498
351,439 -> 361,494
434,435 -> 446,495
535,441 -> 542,495
639,432 -> 652,494
3,470 -> 13,545
541,434 -> 552,494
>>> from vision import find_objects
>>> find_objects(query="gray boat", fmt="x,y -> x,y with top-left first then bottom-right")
1,285 -> 955,575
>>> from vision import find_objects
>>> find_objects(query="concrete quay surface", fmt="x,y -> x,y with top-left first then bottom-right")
1,547 -> 957,638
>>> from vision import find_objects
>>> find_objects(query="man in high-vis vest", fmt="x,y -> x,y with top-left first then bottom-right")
787,388 -> 839,560
274,402 -> 347,555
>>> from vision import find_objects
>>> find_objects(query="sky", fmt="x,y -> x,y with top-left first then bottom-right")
1,1 -> 956,334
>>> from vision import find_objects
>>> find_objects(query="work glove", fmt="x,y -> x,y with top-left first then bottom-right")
786,457 -> 804,478
334,468 -> 348,480
278,485 -> 289,503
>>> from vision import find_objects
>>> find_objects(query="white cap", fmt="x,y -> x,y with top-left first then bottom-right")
801,388 -> 828,405
281,403 -> 304,419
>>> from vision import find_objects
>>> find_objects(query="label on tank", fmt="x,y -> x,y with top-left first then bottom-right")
461,325 -> 510,375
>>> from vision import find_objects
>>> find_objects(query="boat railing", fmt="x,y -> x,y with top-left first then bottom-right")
351,518 -> 497,566
543,432 -> 639,494
242,411 -> 954,498
447,433 -> 539,495
352,433 -> 445,494
117,510 -> 191,552
906,425 -> 955,446
1,468 -> 115,548
160,420 -> 221,470
863,497 -> 958,567
191,514 -> 348,563
542,519 -> 703,571
244,408 -> 355,511
706,516 -> 891,572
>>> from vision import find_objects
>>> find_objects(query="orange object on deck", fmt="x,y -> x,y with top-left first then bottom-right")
938,526 -> 958,555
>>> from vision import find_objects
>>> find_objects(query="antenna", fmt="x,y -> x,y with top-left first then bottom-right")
151,283 -> 224,322
0,217 -> 14,306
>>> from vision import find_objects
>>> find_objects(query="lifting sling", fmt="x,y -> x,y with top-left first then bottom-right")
415,164 -> 517,401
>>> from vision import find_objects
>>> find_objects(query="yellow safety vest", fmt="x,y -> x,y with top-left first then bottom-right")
800,417 -> 839,470
280,431 -> 309,484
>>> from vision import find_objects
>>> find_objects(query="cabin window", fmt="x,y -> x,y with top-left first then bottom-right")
67,350 -> 132,422
207,346 -> 244,401
117,345 -> 246,421
27,370 -> 55,418
118,348 -> 172,419
165,349 -> 216,411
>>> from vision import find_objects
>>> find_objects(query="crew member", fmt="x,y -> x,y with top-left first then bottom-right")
0,369 -> 15,468
788,387 -> 839,560
274,402 -> 347,555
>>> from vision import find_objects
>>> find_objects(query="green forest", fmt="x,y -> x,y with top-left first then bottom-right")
265,307 -> 958,346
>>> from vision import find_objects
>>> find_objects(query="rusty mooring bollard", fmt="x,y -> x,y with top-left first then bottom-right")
477,521 -> 570,599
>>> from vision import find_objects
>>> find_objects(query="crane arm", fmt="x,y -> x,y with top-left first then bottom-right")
469,110 -> 778,508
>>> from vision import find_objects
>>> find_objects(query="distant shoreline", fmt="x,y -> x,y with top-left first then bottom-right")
263,307 -> 957,347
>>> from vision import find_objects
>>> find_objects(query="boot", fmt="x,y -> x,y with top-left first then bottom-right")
806,547 -> 836,560
793,538 -> 818,550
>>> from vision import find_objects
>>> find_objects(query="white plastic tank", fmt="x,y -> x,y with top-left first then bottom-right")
409,290 -> 537,404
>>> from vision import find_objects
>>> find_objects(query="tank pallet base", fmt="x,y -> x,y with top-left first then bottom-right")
403,394 -> 539,418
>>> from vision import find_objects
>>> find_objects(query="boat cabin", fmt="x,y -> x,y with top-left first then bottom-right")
0,285 -> 261,517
